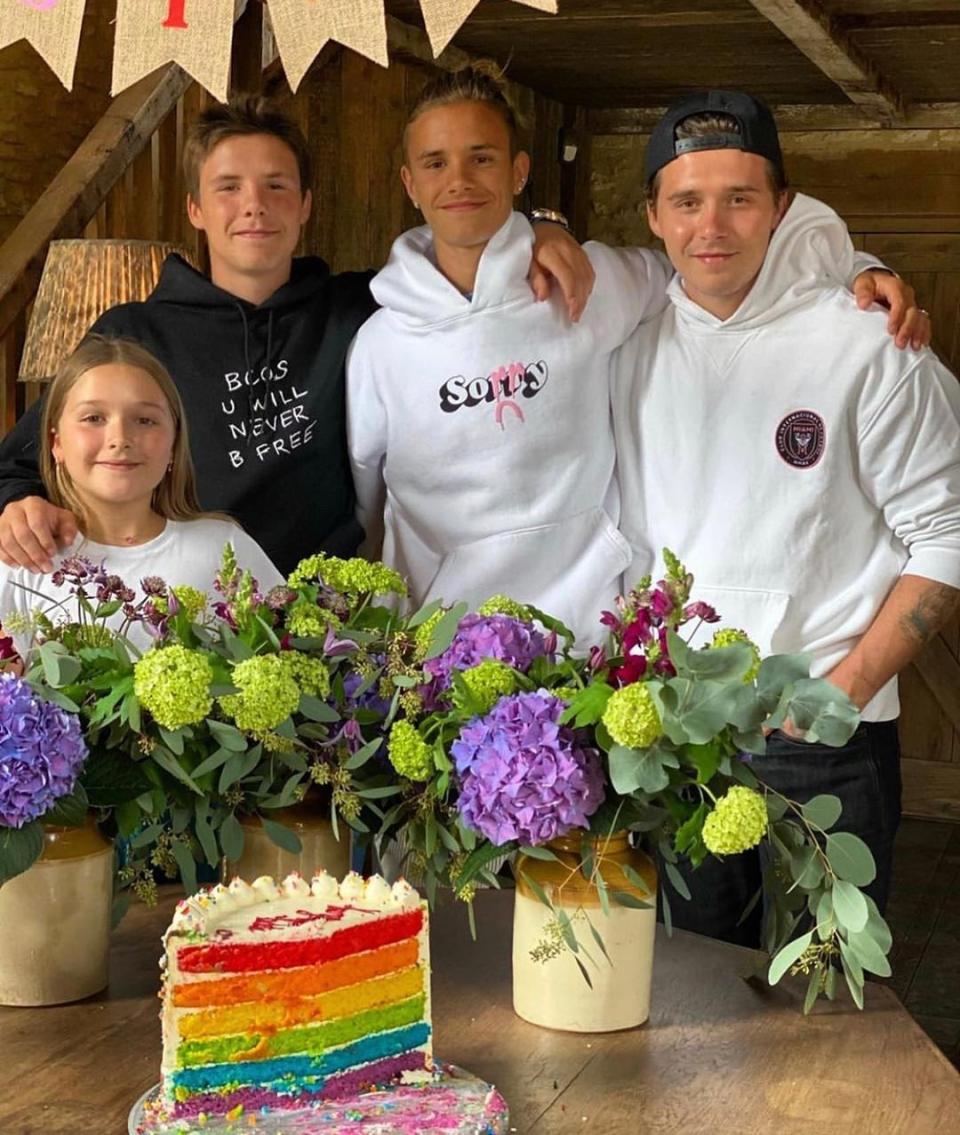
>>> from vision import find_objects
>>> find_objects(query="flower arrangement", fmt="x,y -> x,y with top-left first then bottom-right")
372,555 -> 890,1012
0,671 -> 89,884
13,545 -> 407,903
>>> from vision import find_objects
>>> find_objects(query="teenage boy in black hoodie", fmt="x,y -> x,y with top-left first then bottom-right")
0,97 -> 596,576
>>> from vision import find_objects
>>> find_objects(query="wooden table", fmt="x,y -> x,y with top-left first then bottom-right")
1,888 -> 958,1134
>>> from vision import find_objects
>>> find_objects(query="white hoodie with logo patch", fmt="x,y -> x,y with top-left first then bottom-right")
611,193 -> 960,720
346,212 -> 673,645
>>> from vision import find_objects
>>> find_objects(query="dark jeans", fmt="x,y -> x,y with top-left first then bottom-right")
665,721 -> 902,948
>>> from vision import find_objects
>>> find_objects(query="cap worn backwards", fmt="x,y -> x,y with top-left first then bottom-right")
643,90 -> 784,186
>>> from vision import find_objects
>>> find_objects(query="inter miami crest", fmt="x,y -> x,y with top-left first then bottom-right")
775,410 -> 826,469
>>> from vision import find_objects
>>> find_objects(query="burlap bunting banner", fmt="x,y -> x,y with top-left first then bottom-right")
419,0 -> 557,57
0,0 -> 561,99
266,0 -> 388,92
111,0 -> 236,101
0,0 -> 87,89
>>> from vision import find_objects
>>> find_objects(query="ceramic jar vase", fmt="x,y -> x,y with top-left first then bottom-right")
512,830 -> 657,1032
0,816 -> 113,1006
221,801 -> 351,883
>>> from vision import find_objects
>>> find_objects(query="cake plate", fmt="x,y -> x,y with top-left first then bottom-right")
129,1063 -> 509,1135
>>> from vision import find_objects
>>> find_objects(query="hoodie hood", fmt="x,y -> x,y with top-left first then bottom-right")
668,192 -> 856,332
152,253 -> 332,312
370,211 -> 534,327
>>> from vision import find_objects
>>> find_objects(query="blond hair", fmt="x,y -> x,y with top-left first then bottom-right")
41,337 -> 212,531
405,61 -> 526,157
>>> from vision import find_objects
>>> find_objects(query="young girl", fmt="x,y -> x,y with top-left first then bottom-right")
0,337 -> 283,655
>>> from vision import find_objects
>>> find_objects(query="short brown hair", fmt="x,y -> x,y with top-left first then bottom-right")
646,111 -> 788,205
42,337 -> 210,530
405,61 -> 526,158
183,94 -> 312,199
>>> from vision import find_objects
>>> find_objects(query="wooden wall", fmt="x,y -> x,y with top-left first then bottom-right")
587,123 -> 960,821
0,0 -> 114,247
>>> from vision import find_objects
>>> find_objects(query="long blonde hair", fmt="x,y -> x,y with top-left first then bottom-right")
41,336 -> 210,529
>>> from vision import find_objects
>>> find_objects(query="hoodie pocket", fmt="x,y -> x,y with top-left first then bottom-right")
686,584 -> 791,657
428,507 -> 632,646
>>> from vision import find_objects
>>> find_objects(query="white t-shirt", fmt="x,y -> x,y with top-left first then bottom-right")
0,517 -> 284,656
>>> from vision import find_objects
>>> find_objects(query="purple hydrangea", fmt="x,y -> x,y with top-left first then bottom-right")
0,674 -> 88,829
425,614 -> 551,690
451,690 -> 605,846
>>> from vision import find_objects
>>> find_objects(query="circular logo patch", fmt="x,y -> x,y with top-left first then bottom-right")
775,410 -> 825,469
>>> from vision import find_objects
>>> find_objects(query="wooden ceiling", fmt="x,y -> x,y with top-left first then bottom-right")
384,1 -> 960,130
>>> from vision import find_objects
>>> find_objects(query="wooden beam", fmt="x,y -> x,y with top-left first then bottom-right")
745,0 -> 904,124
230,0 -> 263,94
0,65 -> 193,345
588,101 -> 960,135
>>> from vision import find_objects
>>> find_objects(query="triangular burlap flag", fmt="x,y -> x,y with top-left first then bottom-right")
111,0 -> 235,101
0,0 -> 87,90
265,0 -> 387,91
419,0 -> 557,57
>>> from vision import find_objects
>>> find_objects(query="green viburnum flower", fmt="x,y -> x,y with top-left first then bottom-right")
602,681 -> 663,749
287,603 -> 335,639
387,719 -> 434,781
220,655 -> 300,734
134,645 -> 214,730
153,585 -> 207,621
413,609 -> 444,661
701,786 -> 768,855
477,594 -> 532,620
288,553 -> 406,598
280,651 -> 330,698
457,659 -> 517,714
711,627 -> 761,682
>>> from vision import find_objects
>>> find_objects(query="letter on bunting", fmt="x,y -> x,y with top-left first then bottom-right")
111,0 -> 235,101
266,0 -> 388,92
0,0 -> 87,89
418,0 -> 557,57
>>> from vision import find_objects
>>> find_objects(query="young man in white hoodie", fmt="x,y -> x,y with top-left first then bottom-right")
347,68 -> 916,648
612,90 -> 960,942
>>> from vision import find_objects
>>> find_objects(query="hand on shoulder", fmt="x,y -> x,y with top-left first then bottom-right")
0,496 -> 78,574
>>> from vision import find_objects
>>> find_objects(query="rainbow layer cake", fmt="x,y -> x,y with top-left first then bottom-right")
158,871 -> 432,1121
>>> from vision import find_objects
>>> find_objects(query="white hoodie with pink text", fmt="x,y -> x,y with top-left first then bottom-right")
346,212 -> 672,645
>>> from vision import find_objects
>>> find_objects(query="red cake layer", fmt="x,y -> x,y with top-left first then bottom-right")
177,909 -> 424,975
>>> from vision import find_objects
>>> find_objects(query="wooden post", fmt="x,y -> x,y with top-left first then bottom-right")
231,0 -> 264,95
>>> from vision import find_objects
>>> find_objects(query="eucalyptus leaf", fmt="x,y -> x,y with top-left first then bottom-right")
845,926 -> 892,976
765,794 -> 788,822
261,816 -> 303,854
423,601 -> 469,661
218,747 -> 261,793
789,846 -> 824,891
768,930 -> 813,985
608,743 -> 672,794
610,891 -> 654,910
219,812 -> 244,861
518,844 -> 560,861
299,695 -> 339,722
816,890 -> 835,939
171,839 -> 198,895
191,747 -> 234,779
802,968 -> 822,1015
194,807 -> 219,867
407,597 -> 444,629
664,861 -> 691,901
159,727 -> 185,756
662,677 -> 740,745
801,794 -> 843,831
825,832 -> 877,887
839,943 -> 865,1008
556,908 -> 579,953
152,744 -> 204,796
206,719 -> 247,752
518,868 -> 553,912
831,879 -> 869,933
756,653 -> 811,710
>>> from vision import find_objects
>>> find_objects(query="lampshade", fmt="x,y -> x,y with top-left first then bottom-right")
18,239 -> 196,383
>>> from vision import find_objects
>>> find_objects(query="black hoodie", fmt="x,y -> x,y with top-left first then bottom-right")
0,255 -> 377,575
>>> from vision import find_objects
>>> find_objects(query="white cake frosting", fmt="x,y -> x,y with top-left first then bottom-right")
168,871 -> 420,939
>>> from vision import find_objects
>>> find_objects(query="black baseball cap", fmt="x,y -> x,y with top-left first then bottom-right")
644,90 -> 784,187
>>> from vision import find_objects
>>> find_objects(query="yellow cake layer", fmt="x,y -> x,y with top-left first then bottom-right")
176,966 -> 423,1041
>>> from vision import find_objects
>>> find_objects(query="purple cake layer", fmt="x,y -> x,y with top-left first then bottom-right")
170,1050 -> 429,1119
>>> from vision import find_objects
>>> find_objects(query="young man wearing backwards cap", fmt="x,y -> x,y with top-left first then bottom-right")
611,90 -> 960,944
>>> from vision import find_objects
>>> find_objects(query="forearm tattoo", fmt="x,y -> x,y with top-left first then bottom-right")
901,583 -> 960,646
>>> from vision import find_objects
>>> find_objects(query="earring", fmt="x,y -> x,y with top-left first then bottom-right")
412,200 -> 420,210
